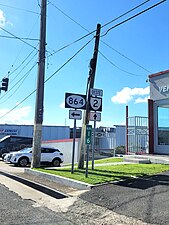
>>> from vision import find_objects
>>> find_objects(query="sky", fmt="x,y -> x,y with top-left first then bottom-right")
0,0 -> 169,128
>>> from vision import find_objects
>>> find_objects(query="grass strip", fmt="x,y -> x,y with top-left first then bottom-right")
36,164 -> 169,185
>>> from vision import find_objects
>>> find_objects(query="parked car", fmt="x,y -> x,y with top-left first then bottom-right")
4,146 -> 64,167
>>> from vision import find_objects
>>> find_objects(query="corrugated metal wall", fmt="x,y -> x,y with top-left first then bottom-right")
0,124 -> 70,141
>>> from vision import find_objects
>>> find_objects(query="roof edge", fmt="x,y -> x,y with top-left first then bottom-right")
149,70 -> 169,78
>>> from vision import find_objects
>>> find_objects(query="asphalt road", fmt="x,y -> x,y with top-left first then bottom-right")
80,171 -> 169,225
0,183 -> 74,225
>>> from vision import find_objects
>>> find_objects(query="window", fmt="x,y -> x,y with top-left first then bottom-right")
158,106 -> 169,145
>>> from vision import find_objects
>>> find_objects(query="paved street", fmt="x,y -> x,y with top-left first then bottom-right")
0,182 -> 74,225
80,171 -> 169,225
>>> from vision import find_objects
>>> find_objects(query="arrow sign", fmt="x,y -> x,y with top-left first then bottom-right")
89,112 -> 101,121
69,110 -> 82,120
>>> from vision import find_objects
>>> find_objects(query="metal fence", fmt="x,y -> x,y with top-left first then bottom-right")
127,116 -> 149,154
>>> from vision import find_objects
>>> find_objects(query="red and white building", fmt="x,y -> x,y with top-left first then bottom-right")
148,69 -> 169,155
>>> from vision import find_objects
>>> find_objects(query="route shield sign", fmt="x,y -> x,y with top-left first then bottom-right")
89,96 -> 102,112
65,93 -> 86,109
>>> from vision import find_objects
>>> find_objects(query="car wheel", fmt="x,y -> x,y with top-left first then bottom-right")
18,157 -> 29,167
52,158 -> 61,167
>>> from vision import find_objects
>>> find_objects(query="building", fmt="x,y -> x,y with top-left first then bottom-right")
148,69 -> 169,155
0,124 -> 70,141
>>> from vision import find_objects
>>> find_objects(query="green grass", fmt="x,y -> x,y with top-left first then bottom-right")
63,157 -> 123,167
35,163 -> 169,185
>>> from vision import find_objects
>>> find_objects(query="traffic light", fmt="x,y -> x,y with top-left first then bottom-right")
1,77 -> 9,92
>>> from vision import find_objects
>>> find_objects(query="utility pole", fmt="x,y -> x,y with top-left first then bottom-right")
78,24 -> 101,169
31,0 -> 47,168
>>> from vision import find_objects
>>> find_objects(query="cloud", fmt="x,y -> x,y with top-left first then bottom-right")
111,86 -> 150,104
0,9 -> 6,27
0,106 -> 33,124
135,95 -> 150,104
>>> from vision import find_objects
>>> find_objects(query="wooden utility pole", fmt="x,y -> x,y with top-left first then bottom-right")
31,0 -> 47,168
78,24 -> 101,169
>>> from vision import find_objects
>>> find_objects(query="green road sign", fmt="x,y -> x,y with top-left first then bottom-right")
86,125 -> 92,145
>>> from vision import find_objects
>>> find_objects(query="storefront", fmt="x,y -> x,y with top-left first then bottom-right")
148,70 -> 169,155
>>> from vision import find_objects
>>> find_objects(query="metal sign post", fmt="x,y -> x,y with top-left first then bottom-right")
71,118 -> 76,174
69,109 -> 82,174
85,125 -> 92,178
92,119 -> 96,170
90,112 -> 101,170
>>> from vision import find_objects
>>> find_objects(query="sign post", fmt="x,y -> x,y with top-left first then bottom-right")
85,125 -> 92,178
71,118 -> 76,174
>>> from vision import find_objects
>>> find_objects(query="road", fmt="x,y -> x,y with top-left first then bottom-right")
80,171 -> 169,225
0,183 -> 74,225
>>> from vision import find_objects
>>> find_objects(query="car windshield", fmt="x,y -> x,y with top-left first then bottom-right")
18,148 -> 32,153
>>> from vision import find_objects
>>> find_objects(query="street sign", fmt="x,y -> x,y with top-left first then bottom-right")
90,88 -> 103,97
86,125 -> 92,145
90,96 -> 102,112
89,112 -> 101,121
69,110 -> 82,120
65,93 -> 86,109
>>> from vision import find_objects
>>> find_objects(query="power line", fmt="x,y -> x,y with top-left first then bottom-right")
8,48 -> 38,78
101,0 -> 151,29
101,41 -> 152,73
102,0 -> 166,37
48,0 -> 89,33
0,3 -> 39,15
48,0 -> 152,72
99,50 -> 146,77
0,35 -> 39,41
45,37 -> 94,83
0,62 -> 37,104
0,26 -> 38,50
0,57 -> 38,101
0,38 -> 94,119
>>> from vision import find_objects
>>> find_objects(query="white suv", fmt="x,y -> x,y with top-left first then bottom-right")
7,146 -> 64,167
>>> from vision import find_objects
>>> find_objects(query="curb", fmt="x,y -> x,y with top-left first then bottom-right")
0,170 -> 68,199
24,168 -> 93,190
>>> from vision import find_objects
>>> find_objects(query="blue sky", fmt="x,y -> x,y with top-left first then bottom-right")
0,0 -> 168,128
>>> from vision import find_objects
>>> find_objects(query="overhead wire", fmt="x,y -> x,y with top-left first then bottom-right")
0,62 -> 38,104
0,37 -> 94,119
0,26 -> 38,50
101,0 -> 166,37
0,3 -> 40,15
8,47 -> 38,78
0,55 -> 38,101
0,35 -> 39,41
101,41 -> 152,74
99,51 -> 146,77
47,0 -> 154,73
